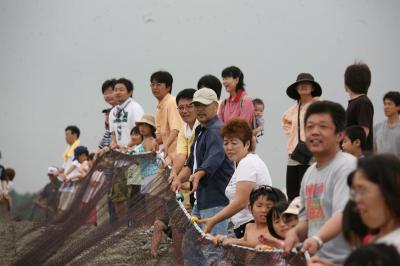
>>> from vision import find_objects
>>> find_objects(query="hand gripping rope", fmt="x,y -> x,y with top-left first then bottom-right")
174,190 -> 300,254
161,152 -> 309,258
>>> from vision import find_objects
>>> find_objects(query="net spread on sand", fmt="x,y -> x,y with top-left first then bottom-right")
13,151 -> 306,266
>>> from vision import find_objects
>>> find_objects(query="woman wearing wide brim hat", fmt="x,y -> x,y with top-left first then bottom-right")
282,73 -> 322,201
134,114 -> 159,193
135,114 -> 156,130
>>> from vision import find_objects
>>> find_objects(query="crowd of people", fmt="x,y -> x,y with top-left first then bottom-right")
21,63 -> 400,265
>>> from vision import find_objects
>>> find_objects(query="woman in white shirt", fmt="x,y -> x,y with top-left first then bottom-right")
350,154 -> 400,252
199,118 -> 275,238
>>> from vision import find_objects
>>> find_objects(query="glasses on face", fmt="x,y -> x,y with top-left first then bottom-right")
177,103 -> 194,112
350,187 -> 372,201
150,83 -> 164,88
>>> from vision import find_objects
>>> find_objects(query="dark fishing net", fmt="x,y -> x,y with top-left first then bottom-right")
12,151 -> 306,266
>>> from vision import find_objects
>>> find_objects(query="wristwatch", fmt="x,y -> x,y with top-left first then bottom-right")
312,235 -> 324,250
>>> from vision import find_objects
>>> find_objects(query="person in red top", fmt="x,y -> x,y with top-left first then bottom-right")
218,66 -> 254,127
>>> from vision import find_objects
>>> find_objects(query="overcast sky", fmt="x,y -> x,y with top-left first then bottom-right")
1,0 -> 399,193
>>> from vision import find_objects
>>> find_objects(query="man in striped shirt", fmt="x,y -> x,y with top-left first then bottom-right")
98,108 -> 112,149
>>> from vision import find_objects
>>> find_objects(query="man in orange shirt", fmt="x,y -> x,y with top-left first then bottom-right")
150,71 -> 183,162
149,71 -> 183,260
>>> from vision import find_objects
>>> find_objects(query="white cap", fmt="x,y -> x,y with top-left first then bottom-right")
47,166 -> 58,176
282,196 -> 301,217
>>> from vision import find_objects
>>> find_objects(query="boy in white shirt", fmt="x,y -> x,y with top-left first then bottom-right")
109,78 -> 144,151
57,146 -> 89,215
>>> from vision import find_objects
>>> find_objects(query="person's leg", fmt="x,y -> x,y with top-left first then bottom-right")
151,219 -> 168,257
171,227 -> 184,266
286,165 -> 298,202
199,206 -> 228,265
169,205 -> 188,266
127,185 -> 141,227
107,196 -> 117,224
150,197 -> 171,257
114,201 -> 128,222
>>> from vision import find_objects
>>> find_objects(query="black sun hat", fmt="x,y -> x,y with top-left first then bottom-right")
286,73 -> 322,100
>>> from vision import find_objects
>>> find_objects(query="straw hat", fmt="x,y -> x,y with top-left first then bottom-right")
135,114 -> 156,128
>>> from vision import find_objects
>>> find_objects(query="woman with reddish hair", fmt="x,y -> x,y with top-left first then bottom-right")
199,118 -> 273,238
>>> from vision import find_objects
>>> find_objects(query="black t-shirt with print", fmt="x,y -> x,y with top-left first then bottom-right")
346,95 -> 374,151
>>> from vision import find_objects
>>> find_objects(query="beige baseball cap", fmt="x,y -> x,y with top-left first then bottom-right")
192,88 -> 218,105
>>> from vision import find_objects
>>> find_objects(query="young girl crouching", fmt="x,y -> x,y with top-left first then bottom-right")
214,186 -> 286,248
258,197 -> 300,249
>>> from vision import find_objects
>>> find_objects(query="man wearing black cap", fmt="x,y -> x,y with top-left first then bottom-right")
282,73 -> 322,201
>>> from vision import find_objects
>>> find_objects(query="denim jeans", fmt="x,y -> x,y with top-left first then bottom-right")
182,204 -> 228,266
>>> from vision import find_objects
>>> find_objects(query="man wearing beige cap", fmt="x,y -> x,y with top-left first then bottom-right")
171,88 -> 234,265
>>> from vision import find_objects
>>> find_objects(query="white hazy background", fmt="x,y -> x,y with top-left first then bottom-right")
1,0 -> 399,193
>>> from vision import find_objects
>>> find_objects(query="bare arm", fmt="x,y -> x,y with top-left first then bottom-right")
222,224 -> 255,248
68,172 -> 84,181
189,170 -> 206,193
199,181 -> 254,234
223,237 -> 254,248
169,153 -> 187,183
62,164 -> 77,179
170,166 -> 191,192
301,212 -> 343,255
284,220 -> 308,252
282,110 -> 293,136
294,220 -> 309,240
110,132 -> 118,149
317,212 -> 343,242
1,180 -> 8,194
33,196 -> 47,209
163,129 -> 179,156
